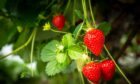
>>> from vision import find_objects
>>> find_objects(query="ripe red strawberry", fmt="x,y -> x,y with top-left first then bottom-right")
101,60 -> 115,81
82,62 -> 101,83
52,15 -> 65,30
84,29 -> 105,56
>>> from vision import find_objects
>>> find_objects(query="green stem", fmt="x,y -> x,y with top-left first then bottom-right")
104,45 -> 131,84
88,0 -> 97,28
79,71 -> 85,84
82,0 -> 87,20
64,0 -> 71,15
0,28 -> 37,59
82,0 -> 90,27
50,29 -> 68,34
72,0 -> 76,26
30,28 -> 37,77
76,59 -> 85,84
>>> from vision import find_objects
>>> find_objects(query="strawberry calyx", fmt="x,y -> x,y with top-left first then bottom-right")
85,27 -> 95,32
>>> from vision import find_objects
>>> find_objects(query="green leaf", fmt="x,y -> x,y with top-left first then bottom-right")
62,33 -> 74,48
41,40 -> 59,62
68,45 -> 84,60
98,22 -> 111,36
45,61 -> 61,76
74,9 -> 83,19
45,60 -> 68,76
73,22 -> 84,39
56,53 -> 67,63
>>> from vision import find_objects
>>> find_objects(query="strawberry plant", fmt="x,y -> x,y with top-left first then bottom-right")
0,0 -> 138,84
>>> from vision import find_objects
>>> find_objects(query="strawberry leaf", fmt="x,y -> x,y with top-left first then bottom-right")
56,53 -> 67,63
98,22 -> 111,36
73,22 -> 84,39
62,33 -> 74,48
74,9 -> 83,19
68,45 -> 84,60
41,40 -> 60,62
45,61 -> 59,76
45,59 -> 70,76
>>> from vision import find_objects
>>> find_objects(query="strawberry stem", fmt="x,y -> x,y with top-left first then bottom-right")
104,45 -> 132,84
30,28 -> 37,77
0,28 -> 37,59
72,0 -> 76,26
79,71 -> 85,84
50,29 -> 68,34
63,0 -> 71,15
82,0 -> 90,27
76,59 -> 85,84
88,0 -> 97,28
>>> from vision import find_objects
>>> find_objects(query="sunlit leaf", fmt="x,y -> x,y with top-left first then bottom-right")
62,33 -> 74,48
41,40 -> 59,62
68,45 -> 84,60
56,53 -> 67,63
45,60 -> 68,76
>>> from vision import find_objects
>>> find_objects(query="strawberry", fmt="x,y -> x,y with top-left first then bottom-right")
101,60 -> 115,81
82,62 -> 101,83
84,29 -> 105,56
52,15 -> 65,30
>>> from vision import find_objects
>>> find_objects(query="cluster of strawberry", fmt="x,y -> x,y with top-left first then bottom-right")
83,29 -> 115,83
82,60 -> 115,84
51,14 -> 115,84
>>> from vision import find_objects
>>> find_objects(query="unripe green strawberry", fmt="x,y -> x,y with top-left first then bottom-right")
52,15 -> 65,30
101,60 -> 115,81
84,29 -> 105,56
82,62 -> 101,83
